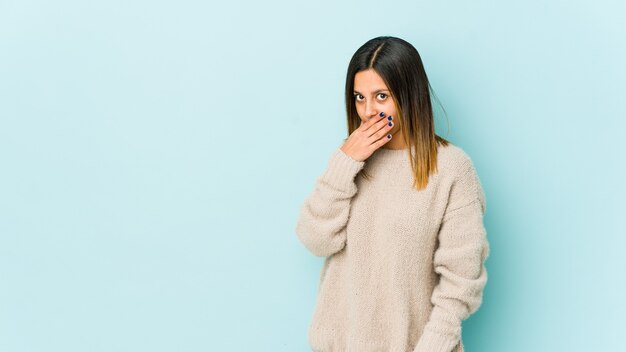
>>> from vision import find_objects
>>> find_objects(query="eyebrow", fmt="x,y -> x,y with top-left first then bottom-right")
353,89 -> 389,94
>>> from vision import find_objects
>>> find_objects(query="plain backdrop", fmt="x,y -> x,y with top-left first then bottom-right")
1,0 -> 624,351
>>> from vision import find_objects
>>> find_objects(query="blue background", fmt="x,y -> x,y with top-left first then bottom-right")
1,0 -> 624,351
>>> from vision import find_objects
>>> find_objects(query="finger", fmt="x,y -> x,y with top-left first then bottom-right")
365,114 -> 393,138
358,112 -> 387,131
371,121 -> 394,146
369,123 -> 394,151
374,130 -> 392,148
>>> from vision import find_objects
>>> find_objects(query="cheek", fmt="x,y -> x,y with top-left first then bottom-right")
386,102 -> 397,116
356,106 -> 366,119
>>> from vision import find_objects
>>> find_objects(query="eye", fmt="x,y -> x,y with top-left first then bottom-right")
353,93 -> 388,102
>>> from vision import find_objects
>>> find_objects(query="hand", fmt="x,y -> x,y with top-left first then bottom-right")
340,112 -> 394,162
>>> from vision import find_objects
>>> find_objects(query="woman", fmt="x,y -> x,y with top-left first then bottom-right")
295,36 -> 490,352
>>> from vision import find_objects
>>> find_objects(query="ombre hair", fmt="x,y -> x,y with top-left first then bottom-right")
345,36 -> 451,191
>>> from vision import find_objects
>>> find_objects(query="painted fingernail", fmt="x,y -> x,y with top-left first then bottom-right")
387,115 -> 392,120
388,121 -> 393,126
387,134 -> 391,139
379,112 -> 385,117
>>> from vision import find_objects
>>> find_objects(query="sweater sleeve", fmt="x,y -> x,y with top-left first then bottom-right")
413,159 -> 490,352
295,147 -> 366,257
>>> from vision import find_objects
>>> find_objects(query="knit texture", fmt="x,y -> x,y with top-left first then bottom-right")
295,141 -> 490,352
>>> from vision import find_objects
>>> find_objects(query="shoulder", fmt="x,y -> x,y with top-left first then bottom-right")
436,142 -> 476,177
436,142 -> 486,213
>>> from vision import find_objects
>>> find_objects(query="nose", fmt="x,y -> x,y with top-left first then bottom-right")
365,101 -> 378,120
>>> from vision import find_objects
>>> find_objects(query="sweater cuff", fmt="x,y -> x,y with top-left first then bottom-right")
413,306 -> 461,352
319,148 -> 366,192
412,328 -> 459,352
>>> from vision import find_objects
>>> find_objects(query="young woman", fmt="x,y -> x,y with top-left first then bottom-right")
295,36 -> 490,352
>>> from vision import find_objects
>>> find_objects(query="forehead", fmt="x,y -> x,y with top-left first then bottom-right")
354,69 -> 389,92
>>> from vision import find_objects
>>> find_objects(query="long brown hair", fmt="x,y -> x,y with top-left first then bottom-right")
345,36 -> 450,191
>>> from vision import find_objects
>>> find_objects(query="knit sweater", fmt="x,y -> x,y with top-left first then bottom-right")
295,141 -> 490,352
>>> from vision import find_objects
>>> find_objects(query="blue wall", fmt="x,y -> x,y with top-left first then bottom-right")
1,1 -> 624,351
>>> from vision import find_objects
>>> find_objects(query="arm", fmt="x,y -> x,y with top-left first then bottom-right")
295,147 -> 366,257
413,159 -> 490,352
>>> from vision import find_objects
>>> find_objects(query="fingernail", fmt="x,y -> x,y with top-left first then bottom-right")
387,115 -> 392,120
387,134 -> 391,139
379,112 -> 385,117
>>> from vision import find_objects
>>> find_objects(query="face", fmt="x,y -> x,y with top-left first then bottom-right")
353,69 -> 400,135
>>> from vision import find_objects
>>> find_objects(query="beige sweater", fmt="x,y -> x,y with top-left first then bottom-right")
295,141 -> 490,352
